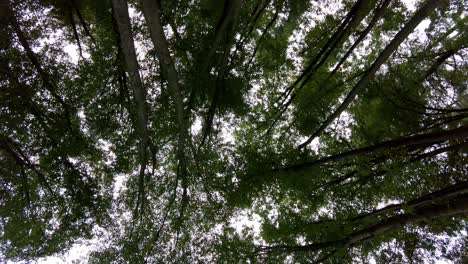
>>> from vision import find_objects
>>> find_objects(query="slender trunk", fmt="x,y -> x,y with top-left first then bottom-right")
281,0 -> 370,101
0,138 -> 56,197
282,125 -> 467,173
204,0 -> 243,71
351,180 -> 468,222
245,4 -> 280,74
231,0 -> 269,62
267,0 -> 371,132
69,0 -> 96,43
68,7 -> 84,59
299,0 -> 444,148
328,0 -> 393,79
265,192 -> 468,254
410,141 -> 467,161
141,0 -> 189,227
200,0 -> 243,145
248,0 -> 270,36
345,194 -> 468,246
111,0 -> 149,218
297,0 -> 371,91
141,0 -> 185,134
419,49 -> 454,81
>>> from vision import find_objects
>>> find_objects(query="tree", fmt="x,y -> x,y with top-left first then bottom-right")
0,0 -> 467,262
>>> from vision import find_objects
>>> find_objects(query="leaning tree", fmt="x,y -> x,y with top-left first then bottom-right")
0,0 -> 466,262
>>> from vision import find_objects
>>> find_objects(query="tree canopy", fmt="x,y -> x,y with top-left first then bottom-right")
0,0 -> 467,262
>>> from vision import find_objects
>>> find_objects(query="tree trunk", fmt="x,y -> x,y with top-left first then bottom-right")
265,191 -> 468,254
282,124 -> 467,173
112,0 -> 149,218
299,0 -> 444,148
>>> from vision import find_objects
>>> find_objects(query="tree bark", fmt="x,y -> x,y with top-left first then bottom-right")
204,0 -> 243,70
112,0 -> 149,218
281,124 -> 467,173
141,0 -> 190,227
299,0 -> 445,148
141,0 -> 185,129
200,0 -> 243,146
268,0 -> 371,132
264,191 -> 468,254
328,0 -> 393,79
350,180 -> 468,223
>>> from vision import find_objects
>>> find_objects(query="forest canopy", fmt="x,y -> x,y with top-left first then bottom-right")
0,0 -> 467,262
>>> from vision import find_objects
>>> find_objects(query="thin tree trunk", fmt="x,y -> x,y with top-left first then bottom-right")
69,0 -> 96,43
200,0 -> 243,146
282,124 -> 467,173
111,0 -> 149,219
264,192 -> 468,254
299,0 -> 444,148
141,0 -> 190,228
347,194 -> 468,245
419,49 -> 455,81
141,0 -> 185,136
350,180 -> 468,222
67,8 -> 84,59
268,0 -> 371,131
0,137 -> 56,198
328,0 -> 393,79
204,0 -> 243,71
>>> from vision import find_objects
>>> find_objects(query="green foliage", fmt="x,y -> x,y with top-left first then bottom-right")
1,0 -> 467,262
294,68 -> 343,134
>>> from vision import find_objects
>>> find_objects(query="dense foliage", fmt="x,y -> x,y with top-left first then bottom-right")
0,0 -> 467,262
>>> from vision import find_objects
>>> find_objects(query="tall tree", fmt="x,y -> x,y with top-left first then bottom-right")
0,0 -> 466,262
